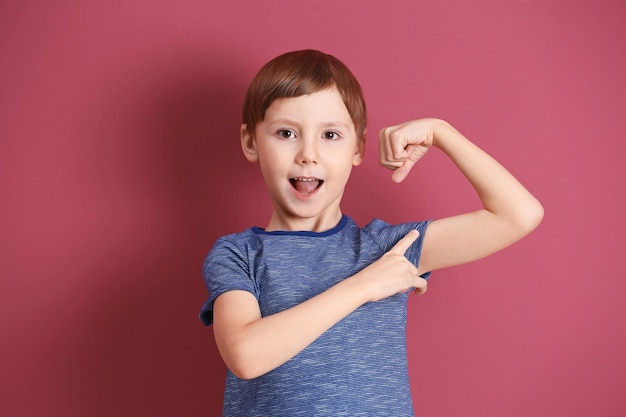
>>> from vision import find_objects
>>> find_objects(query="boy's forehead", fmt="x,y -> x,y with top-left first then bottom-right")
265,88 -> 351,122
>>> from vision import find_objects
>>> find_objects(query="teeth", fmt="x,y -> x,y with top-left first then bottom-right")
292,177 -> 318,181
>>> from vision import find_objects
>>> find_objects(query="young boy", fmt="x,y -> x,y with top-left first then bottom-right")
199,49 -> 543,416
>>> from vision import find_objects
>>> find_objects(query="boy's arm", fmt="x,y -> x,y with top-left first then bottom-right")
378,118 -> 544,276
213,230 -> 427,380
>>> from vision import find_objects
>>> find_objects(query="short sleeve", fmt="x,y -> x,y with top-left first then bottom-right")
363,219 -> 433,280
199,238 -> 257,326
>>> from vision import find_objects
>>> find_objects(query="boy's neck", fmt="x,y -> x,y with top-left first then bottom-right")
264,209 -> 344,233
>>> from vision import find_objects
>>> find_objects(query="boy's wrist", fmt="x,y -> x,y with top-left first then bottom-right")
343,271 -> 375,305
431,119 -> 461,151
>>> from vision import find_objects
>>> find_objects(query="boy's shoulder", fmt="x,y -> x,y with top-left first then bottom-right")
361,217 -> 432,242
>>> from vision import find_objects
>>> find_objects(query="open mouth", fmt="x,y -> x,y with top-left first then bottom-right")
290,177 -> 324,195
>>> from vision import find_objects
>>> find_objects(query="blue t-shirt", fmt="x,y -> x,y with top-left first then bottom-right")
200,215 -> 431,417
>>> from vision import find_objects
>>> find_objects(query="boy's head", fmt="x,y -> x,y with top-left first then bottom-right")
242,49 -> 367,139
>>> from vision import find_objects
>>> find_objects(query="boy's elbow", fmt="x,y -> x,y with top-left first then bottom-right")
229,361 -> 263,381
229,367 -> 256,381
223,347 -> 269,380
517,197 -> 544,235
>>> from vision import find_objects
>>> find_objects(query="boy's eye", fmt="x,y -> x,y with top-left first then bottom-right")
323,131 -> 340,140
277,129 -> 296,139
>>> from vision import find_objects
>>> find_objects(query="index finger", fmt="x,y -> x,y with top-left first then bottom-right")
389,229 -> 420,255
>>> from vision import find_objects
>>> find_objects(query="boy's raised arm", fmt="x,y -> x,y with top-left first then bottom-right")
378,118 -> 544,276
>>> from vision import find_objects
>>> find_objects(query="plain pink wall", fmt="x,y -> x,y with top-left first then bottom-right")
2,0 -> 625,416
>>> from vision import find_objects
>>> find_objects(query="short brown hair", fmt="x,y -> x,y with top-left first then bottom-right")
242,49 -> 367,138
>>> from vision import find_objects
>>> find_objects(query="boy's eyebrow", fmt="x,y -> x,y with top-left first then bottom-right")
320,121 -> 353,130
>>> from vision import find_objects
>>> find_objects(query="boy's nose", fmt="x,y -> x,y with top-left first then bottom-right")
296,138 -> 319,164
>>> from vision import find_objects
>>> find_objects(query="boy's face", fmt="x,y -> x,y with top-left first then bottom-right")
241,87 -> 365,231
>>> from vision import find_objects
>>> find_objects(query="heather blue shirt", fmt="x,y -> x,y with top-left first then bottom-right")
200,215 -> 431,417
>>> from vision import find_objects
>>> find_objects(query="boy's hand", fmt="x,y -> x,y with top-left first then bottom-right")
357,230 -> 427,302
379,118 -> 441,183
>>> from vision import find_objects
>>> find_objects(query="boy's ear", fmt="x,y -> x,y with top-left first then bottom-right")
240,124 -> 259,162
353,128 -> 366,166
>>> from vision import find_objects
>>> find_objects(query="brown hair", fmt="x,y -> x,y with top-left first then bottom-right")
242,49 -> 367,138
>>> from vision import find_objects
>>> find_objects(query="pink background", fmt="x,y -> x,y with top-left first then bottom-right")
2,0 -> 625,416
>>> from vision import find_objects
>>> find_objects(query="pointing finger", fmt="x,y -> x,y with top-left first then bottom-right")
389,230 -> 420,255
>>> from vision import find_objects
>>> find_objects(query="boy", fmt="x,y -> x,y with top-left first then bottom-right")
199,49 -> 543,416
